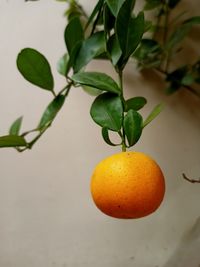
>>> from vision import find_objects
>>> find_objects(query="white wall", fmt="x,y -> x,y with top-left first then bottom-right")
0,1 -> 199,267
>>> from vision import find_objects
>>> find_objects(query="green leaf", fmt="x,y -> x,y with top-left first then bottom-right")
57,53 -> 69,76
65,6 -> 82,21
166,17 -> 200,50
166,24 -> 191,49
125,97 -> 147,111
102,127 -> 120,146
90,92 -> 123,131
183,16 -> 200,26
107,34 -> 122,66
38,95 -> 65,129
134,39 -> 161,60
165,16 -> 200,49
103,4 -> 116,34
67,42 -> 82,74
0,135 -> 26,148
144,20 -> 153,32
166,66 -> 188,93
64,16 -> 84,55
143,104 -> 163,127
9,116 -> 23,135
124,110 -> 143,146
72,72 -> 121,94
116,2 -> 144,63
74,31 -> 105,72
181,73 -> 195,86
116,0 -> 136,55
82,85 -> 102,96
144,0 -> 161,10
133,39 -> 161,68
17,48 -> 54,91
106,0 -> 125,17
85,0 -> 105,29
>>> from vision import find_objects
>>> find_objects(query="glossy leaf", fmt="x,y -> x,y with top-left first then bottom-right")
82,85 -> 102,96
102,127 -> 120,146
124,110 -> 143,146
0,135 -> 26,148
116,0 -> 136,57
125,97 -> 147,111
72,72 -> 121,94
74,31 -> 105,72
17,48 -> 54,91
38,95 -> 65,130
64,16 -> 84,54
143,104 -> 163,127
67,42 -> 82,74
107,34 -> 122,66
9,116 -> 23,135
57,53 -> 69,76
103,4 -> 116,34
116,2 -> 144,62
106,0 -> 125,17
90,92 -> 123,131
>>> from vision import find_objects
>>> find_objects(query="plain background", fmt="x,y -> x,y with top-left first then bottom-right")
0,0 -> 199,266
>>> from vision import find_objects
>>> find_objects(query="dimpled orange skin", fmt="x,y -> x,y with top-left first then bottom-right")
90,151 -> 165,219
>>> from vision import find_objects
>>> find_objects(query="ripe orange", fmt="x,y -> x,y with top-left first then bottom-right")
90,151 -> 165,219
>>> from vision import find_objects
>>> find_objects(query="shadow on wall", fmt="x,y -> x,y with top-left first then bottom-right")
163,216 -> 200,267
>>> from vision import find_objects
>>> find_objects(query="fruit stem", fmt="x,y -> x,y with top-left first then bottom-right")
122,142 -> 126,152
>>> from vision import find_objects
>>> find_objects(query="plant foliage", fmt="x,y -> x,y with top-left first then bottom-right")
0,0 -> 199,155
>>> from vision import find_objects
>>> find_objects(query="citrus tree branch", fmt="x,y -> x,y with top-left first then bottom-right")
183,173 -> 200,184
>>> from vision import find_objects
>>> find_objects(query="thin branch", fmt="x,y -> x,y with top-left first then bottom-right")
184,85 -> 200,98
183,173 -> 200,184
155,67 -> 200,98
90,4 -> 103,35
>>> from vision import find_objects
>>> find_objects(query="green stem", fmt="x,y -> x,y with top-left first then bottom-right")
52,90 -> 57,97
119,71 -> 123,96
122,142 -> 126,152
118,70 -> 126,152
27,125 -> 49,149
90,4 -> 102,35
21,128 -> 38,137
18,82 -> 73,152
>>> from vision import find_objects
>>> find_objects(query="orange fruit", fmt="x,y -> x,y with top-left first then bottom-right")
90,151 -> 165,219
